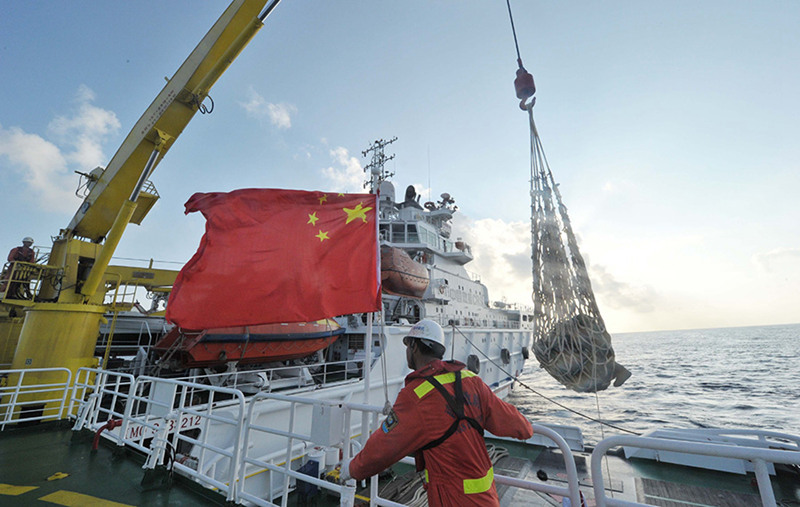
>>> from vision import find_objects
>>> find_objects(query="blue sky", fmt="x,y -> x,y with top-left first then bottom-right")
1,1 -> 798,333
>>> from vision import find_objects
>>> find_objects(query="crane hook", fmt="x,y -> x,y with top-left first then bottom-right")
514,59 -> 536,111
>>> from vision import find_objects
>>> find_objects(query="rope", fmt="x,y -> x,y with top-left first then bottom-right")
451,325 -> 639,436
378,312 -> 392,414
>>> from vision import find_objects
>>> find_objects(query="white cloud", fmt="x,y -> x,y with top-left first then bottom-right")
752,247 -> 800,273
238,87 -> 296,129
239,88 -> 268,116
601,178 -> 637,194
321,147 -> 365,192
0,85 -> 119,212
450,213 -> 661,332
48,84 -> 120,168
589,264 -> 657,313
451,214 -> 533,306
267,103 -> 295,129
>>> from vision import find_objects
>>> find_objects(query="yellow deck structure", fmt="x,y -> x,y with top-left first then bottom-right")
0,0 -> 278,419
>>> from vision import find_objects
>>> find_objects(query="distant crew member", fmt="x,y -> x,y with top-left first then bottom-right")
4,237 -> 36,300
7,237 -> 36,264
340,319 -> 533,506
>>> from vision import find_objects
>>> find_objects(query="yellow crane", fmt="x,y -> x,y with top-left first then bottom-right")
0,0 -> 280,415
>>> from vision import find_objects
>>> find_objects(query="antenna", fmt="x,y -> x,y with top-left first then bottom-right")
362,137 -> 397,193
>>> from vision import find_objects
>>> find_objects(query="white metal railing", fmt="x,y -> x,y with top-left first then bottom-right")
234,393 -> 582,507
388,423 -> 583,506
0,367 -> 72,429
236,392 -> 367,506
69,368 -> 247,503
2,368 -> 582,505
591,434 -> 800,507
12,369 -> 799,507
173,358 -> 368,393
132,376 -> 246,503
70,368 -> 135,431
498,424 -> 581,503
96,316 -> 165,357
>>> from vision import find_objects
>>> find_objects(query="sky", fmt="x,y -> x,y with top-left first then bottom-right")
1,1 -> 798,334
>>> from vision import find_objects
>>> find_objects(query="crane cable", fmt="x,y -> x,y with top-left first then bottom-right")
505,0 -> 523,67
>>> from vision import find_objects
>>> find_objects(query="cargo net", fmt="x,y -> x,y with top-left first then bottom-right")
527,109 -> 630,392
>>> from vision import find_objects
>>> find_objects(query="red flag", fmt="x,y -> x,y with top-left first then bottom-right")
166,188 -> 381,329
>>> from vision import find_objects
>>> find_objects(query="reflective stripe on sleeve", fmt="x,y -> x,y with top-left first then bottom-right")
463,466 -> 494,494
413,370 -> 477,399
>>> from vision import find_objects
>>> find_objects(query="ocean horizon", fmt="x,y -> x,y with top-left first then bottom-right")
509,322 -> 800,444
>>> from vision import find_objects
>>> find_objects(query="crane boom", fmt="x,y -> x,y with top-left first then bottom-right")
67,0 -> 273,241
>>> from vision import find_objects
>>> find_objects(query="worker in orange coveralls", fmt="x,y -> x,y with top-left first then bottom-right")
340,319 -> 533,506
3,237 -> 36,301
7,237 -> 35,264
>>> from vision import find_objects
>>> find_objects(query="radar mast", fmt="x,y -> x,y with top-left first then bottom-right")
362,137 -> 397,193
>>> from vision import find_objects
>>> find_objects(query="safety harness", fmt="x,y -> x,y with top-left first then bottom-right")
418,370 -> 484,451
413,369 -> 494,495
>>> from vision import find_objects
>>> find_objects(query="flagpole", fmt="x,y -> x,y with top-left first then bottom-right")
364,312 -> 373,401
361,190 -> 377,445
361,152 -> 384,445
361,311 -> 373,446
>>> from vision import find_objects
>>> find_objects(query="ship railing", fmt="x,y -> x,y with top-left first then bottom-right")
174,358 -> 371,393
0,261 -> 63,304
95,317 -> 166,362
71,368 -> 247,503
103,271 -> 138,307
388,423 -> 583,506
131,376 -> 247,503
495,424 -> 582,503
590,434 -> 800,507
233,393 -> 582,507
70,368 -> 136,431
466,269 -> 481,282
235,392 -> 365,506
0,367 -> 72,430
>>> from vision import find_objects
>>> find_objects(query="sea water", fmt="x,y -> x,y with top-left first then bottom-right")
508,323 -> 800,444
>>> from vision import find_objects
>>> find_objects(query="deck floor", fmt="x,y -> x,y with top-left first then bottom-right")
637,477 -> 760,507
0,423 -> 223,507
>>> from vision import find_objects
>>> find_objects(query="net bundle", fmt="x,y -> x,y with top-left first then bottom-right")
527,109 -> 630,392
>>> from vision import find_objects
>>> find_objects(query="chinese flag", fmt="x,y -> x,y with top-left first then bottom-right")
166,188 -> 381,329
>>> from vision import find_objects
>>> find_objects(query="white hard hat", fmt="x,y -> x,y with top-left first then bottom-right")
22,237 -> 34,243
403,319 -> 445,352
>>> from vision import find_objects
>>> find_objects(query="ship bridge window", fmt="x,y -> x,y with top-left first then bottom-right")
407,224 -> 419,243
418,225 -> 437,249
391,224 -> 405,242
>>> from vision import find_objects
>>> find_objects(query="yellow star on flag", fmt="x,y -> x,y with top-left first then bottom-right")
316,230 -> 330,242
318,194 -> 328,204
338,193 -> 345,197
343,203 -> 373,224
307,212 -> 319,225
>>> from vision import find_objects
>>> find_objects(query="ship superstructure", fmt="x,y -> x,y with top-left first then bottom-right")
326,138 -> 533,396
